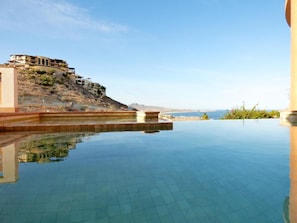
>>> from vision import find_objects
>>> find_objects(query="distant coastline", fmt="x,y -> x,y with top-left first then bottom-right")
160,110 -> 228,121
164,109 -> 216,114
129,103 -> 197,113
128,103 -> 228,121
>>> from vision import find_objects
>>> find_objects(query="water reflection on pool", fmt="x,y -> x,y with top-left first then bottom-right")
0,119 -> 291,222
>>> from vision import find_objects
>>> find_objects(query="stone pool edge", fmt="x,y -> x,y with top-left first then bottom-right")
0,111 -> 173,133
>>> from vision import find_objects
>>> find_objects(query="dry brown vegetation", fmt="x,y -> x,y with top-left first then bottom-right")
17,68 -> 128,112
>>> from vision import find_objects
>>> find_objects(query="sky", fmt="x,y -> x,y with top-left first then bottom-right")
0,0 -> 291,110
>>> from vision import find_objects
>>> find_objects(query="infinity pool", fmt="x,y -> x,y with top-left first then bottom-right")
0,119 -> 291,222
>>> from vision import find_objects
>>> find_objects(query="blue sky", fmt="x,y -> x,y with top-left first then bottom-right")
0,0 -> 290,110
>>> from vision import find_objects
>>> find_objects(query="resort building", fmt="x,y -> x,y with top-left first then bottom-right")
9,55 -> 69,72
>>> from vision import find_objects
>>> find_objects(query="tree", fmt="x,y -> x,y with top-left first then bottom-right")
201,113 -> 209,120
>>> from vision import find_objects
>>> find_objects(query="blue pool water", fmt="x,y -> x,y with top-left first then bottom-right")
0,119 -> 291,222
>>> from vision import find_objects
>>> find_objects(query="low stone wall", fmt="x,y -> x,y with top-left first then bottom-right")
40,111 -> 137,122
280,110 -> 297,126
0,111 -> 172,132
0,113 -> 40,125
136,111 -> 160,122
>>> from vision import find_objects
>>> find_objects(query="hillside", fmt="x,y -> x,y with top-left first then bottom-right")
16,67 -> 128,112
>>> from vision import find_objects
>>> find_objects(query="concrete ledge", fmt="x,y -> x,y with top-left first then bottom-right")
0,111 -> 173,133
0,107 -> 19,112
280,110 -> 297,126
0,113 -> 40,125
136,111 -> 159,122
40,111 -> 137,122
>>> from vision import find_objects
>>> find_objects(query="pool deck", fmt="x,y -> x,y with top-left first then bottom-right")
0,111 -> 173,133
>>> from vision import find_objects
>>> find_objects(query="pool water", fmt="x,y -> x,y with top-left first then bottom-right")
0,119 -> 290,223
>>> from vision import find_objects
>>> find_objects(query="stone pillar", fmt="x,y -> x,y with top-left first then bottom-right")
290,126 -> 297,222
286,0 -> 297,111
281,0 -> 297,125
0,67 -> 18,112
286,0 -> 297,110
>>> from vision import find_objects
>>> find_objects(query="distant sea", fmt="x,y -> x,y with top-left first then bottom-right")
168,110 -> 228,120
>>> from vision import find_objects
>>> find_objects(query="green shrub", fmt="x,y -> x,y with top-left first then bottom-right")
201,113 -> 209,120
39,74 -> 55,86
222,103 -> 280,119
36,69 -> 47,74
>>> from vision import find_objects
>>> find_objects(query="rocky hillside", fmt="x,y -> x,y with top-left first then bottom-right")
17,67 -> 128,112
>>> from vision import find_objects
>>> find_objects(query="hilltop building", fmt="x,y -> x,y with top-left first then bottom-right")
4,54 -> 106,98
9,55 -> 69,71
